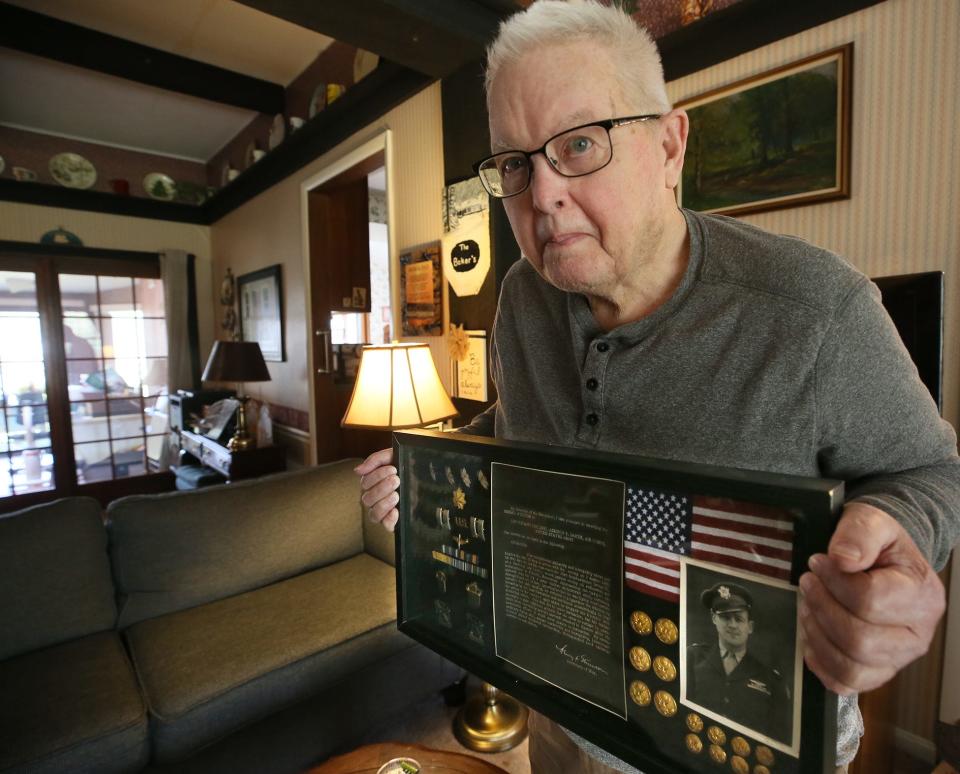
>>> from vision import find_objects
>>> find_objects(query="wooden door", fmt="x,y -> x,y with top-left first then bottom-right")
309,175 -> 388,464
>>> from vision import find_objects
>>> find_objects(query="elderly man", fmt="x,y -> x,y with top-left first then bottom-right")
357,1 -> 959,772
686,583 -> 791,744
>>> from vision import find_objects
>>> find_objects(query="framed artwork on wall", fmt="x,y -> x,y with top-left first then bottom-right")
677,43 -> 853,217
399,241 -> 443,336
238,264 -> 285,362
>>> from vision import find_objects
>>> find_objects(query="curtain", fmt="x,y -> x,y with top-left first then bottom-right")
158,250 -> 196,470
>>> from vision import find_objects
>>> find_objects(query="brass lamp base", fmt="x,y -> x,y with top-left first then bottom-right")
453,682 -> 529,753
227,395 -> 257,451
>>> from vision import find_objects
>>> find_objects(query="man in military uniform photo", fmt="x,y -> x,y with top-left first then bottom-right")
686,582 -> 792,744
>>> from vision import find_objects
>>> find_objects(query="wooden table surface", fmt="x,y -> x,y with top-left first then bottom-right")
306,742 -> 509,774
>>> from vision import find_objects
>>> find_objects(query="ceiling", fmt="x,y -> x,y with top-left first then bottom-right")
0,0 -> 748,167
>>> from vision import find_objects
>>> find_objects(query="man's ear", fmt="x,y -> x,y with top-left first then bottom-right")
661,108 -> 689,190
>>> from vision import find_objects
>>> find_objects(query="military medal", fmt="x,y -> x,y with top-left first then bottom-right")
686,713 -> 703,733
730,736 -> 751,758
706,726 -> 726,746
730,755 -> 749,774
477,469 -> 489,489
685,734 -> 703,754
628,646 -> 651,672
652,655 -> 676,682
755,746 -> 775,766
453,487 -> 466,509
654,618 -> 678,644
445,466 -> 456,486
708,744 -> 727,765
628,680 -> 651,707
460,467 -> 471,487
630,610 -> 653,635
653,690 -> 677,717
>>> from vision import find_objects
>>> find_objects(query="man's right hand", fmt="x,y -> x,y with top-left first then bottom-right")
355,448 -> 400,531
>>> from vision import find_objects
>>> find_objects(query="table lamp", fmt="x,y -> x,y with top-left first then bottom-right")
201,340 -> 271,451
341,342 -> 457,430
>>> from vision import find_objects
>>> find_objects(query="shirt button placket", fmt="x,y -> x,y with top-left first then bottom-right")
578,338 -> 610,443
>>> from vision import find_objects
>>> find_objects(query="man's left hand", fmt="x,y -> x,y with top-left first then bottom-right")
798,502 -> 946,695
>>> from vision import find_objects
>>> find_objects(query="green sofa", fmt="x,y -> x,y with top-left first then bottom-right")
0,461 -> 462,774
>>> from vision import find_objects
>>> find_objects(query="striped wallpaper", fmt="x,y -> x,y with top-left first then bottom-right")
668,0 -> 959,746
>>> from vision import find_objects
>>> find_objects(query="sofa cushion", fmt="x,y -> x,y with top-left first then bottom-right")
124,553 -> 407,762
108,460 -> 363,627
0,497 -> 116,661
0,631 -> 149,774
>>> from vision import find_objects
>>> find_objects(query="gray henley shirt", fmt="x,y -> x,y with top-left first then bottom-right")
459,208 -> 960,769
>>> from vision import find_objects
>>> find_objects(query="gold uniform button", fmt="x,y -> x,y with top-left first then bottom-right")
755,745 -> 775,766
653,690 -> 677,717
730,736 -> 751,757
629,680 -> 652,707
629,646 -> 651,672
652,655 -> 677,681
686,713 -> 704,732
730,755 -> 749,774
630,610 -> 653,635
709,744 -> 727,764
654,618 -> 679,644
685,733 -> 703,754
707,726 -> 726,746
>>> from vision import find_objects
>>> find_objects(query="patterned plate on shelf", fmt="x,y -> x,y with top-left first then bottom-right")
268,113 -> 285,150
143,172 -> 176,200
49,152 -> 97,189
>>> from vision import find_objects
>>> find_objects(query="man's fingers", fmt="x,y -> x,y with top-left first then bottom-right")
799,599 -> 895,694
798,572 -> 918,667
354,447 -> 394,475
806,553 -> 941,627
360,472 -> 400,509
827,503 -> 899,572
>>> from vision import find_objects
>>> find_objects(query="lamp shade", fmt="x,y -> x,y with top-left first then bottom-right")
341,343 -> 458,429
202,340 -> 271,383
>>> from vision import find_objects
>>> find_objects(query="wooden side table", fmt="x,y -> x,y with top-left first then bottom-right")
307,743 -> 509,774
178,429 -> 286,482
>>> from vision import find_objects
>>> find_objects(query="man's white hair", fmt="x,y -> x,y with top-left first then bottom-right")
485,0 -> 671,114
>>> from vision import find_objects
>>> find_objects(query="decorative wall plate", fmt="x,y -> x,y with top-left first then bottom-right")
308,84 -> 326,118
49,152 -> 96,189
268,113 -> 285,150
143,172 -> 176,200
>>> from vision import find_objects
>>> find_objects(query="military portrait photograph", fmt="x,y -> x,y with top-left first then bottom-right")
680,559 -> 802,755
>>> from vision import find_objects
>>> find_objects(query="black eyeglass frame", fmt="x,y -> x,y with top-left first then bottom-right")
473,114 -> 662,198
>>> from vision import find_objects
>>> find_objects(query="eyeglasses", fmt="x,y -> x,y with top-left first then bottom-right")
473,114 -> 662,199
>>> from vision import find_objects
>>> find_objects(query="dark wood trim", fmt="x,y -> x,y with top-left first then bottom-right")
0,62 -> 433,226
0,180 -> 208,225
659,0 -> 885,80
234,0 -> 501,78
0,239 -> 160,263
0,1 -> 284,114
205,60 -> 433,221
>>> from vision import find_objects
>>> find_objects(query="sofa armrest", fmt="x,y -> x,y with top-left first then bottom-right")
362,505 -> 396,566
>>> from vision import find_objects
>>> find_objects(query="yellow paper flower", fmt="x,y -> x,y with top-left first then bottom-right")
448,323 -> 470,361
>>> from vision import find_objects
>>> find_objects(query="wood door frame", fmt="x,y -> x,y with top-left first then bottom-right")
299,130 -> 396,465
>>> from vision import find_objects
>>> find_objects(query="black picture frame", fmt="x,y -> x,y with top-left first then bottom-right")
237,264 -> 285,362
394,429 -> 844,774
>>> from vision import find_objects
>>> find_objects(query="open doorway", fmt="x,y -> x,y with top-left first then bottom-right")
302,133 -> 395,464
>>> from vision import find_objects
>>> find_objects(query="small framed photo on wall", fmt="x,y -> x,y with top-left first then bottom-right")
238,264 -> 285,362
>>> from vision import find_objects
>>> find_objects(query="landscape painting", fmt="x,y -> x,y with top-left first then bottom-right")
678,44 -> 852,217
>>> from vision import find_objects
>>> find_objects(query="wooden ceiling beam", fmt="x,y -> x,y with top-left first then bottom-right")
234,0 -> 505,79
0,2 -> 285,115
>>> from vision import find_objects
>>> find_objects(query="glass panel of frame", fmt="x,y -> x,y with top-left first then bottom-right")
394,430 -> 843,774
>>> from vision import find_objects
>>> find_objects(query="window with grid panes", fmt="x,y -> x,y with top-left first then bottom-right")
0,249 -> 169,503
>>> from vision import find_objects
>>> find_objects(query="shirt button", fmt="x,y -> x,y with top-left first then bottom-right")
585,413 -> 599,426
596,341 -> 610,353
586,378 -> 598,391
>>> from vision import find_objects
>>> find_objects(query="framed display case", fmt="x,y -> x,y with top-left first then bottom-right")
393,429 -> 844,774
